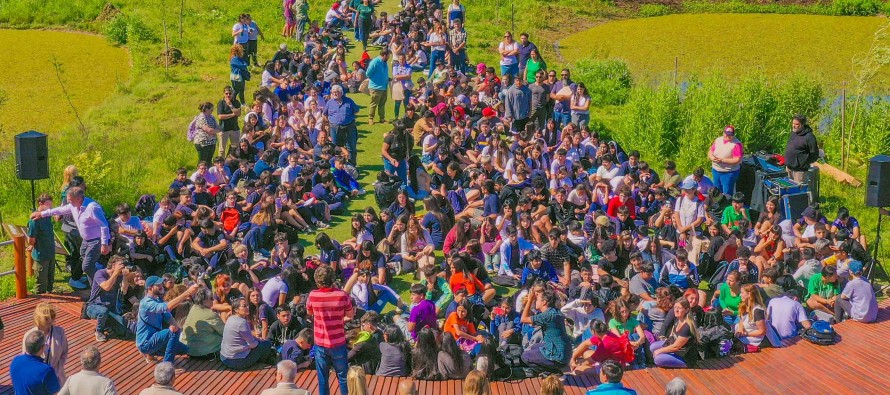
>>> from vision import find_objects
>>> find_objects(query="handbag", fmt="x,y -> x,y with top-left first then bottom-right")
359,79 -> 370,95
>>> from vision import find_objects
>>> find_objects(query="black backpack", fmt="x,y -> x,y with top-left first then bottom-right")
707,261 -> 730,290
776,274 -> 805,296
135,194 -> 158,220
374,173 -> 401,209
492,344 -> 537,381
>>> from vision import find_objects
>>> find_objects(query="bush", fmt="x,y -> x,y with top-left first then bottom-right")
105,15 -> 129,45
830,0 -> 883,15
574,58 -> 634,106
638,4 -> 672,17
104,15 -> 157,45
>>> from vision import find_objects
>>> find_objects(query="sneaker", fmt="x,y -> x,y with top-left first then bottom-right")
80,275 -> 89,283
394,261 -> 403,276
315,221 -> 330,229
69,278 -> 88,290
95,331 -> 107,342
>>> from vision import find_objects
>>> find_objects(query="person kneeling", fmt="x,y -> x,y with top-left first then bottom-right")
221,298 -> 273,370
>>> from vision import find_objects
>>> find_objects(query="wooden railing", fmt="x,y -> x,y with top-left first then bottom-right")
0,226 -> 28,299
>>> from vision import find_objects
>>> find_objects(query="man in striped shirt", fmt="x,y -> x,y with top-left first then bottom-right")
307,265 -> 354,395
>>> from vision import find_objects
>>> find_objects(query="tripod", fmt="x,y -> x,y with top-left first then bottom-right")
866,209 -> 890,297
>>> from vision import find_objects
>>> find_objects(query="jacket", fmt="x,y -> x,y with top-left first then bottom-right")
784,126 -> 818,171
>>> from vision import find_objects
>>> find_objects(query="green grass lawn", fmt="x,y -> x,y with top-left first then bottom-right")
0,29 -> 130,147
560,14 -> 890,90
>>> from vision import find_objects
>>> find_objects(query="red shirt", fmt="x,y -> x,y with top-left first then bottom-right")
306,287 -> 354,348
606,196 -> 637,220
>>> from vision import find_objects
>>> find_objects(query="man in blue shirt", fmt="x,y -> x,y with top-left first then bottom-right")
322,85 -> 361,166
366,49 -> 391,125
586,360 -> 637,394
11,329 -> 60,395
137,276 -> 200,363
521,249 -> 559,287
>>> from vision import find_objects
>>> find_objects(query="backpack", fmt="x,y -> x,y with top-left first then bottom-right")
697,309 -> 733,359
776,274 -> 805,296
491,344 -> 537,381
707,261 -> 730,290
697,251 -> 719,280
801,320 -> 837,345
135,194 -> 158,221
374,173 -> 401,209
187,115 -> 200,142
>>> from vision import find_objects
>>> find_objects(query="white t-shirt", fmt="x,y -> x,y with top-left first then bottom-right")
499,41 -> 518,65
674,194 -> 705,229
232,23 -> 249,44
428,32 -> 447,52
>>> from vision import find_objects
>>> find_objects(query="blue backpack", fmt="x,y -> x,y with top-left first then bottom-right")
801,320 -> 837,345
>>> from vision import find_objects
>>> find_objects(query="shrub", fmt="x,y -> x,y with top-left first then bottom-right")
574,58 -> 634,106
105,15 -> 129,45
830,0 -> 883,15
126,17 -> 157,43
638,4 -> 672,17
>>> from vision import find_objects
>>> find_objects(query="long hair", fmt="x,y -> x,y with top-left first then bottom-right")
346,366 -> 368,395
423,196 -> 453,235
61,165 -> 78,191
251,202 -> 274,226
738,283 -> 765,319
215,274 -> 232,303
462,370 -> 491,395
411,327 -> 442,380
440,334 -> 466,375
383,324 -> 411,363
675,298 -> 700,343
405,216 -> 423,249
351,213 -> 366,238
452,218 -> 473,250
655,287 -> 674,312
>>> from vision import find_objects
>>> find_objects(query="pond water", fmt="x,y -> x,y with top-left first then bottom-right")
0,29 -> 130,143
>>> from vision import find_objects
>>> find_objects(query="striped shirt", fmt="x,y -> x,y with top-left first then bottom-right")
306,287 -> 353,348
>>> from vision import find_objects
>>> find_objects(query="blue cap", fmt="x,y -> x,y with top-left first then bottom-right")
145,276 -> 164,288
679,179 -> 698,190
848,260 -> 863,274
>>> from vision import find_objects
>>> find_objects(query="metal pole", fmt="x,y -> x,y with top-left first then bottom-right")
13,234 -> 27,299
511,2 -> 515,33
30,179 -> 36,212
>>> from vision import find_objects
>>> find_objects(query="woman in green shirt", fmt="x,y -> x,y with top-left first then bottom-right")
525,49 -> 546,84
180,287 -> 225,358
710,270 -> 742,325
356,0 -> 374,50
607,300 -> 647,367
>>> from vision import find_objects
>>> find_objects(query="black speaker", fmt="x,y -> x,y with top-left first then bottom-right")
15,131 -> 49,181
866,155 -> 890,207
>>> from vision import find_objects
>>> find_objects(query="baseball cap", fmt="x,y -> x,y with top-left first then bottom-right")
145,276 -> 164,288
848,260 -> 863,274
482,107 -> 496,117
724,125 -> 735,136
679,179 -> 698,190
801,207 -> 817,220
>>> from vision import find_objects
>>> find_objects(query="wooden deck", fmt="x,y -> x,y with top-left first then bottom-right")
0,294 -> 888,394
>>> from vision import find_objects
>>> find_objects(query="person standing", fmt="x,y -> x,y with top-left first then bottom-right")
323,85 -> 361,166
217,86 -> 242,158
25,302 -> 68,385
60,168 -> 88,289
232,14 -> 250,55
58,346 -> 117,395
292,0 -> 310,41
138,362 -> 183,395
245,14 -> 264,67
229,45 -> 250,104
529,71 -> 551,131
498,31 -> 520,77
11,330 -> 61,395
261,360 -> 311,395
708,125 -> 744,195
391,54 -> 414,120
366,49 -> 391,126
307,265 -> 355,395
28,193 -> 56,294
517,33 -> 538,79
503,75 -> 531,134
550,69 -> 576,129
136,276 -> 200,364
784,115 -> 819,184
31,185 -> 110,284
423,22 -> 448,79
448,19 -> 468,74
191,102 -> 221,165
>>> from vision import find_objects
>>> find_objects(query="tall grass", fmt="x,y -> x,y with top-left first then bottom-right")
573,58 -> 634,106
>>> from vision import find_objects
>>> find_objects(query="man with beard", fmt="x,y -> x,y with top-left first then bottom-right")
136,276 -> 201,364
784,115 -> 819,184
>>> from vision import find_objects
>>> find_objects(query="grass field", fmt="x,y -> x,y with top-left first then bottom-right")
560,14 -> 890,90
0,29 -> 130,147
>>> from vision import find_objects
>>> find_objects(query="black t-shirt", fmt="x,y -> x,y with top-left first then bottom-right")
548,201 -> 577,226
218,99 -> 242,132
384,131 -> 411,161
198,230 -> 225,249
192,191 -> 214,207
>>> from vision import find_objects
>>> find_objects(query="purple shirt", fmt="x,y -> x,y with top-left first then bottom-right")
261,275 -> 289,307
42,197 -> 110,244
408,299 -> 438,339
767,296 -> 809,339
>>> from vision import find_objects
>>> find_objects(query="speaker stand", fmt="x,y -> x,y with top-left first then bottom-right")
29,180 -> 36,212
868,210 -> 890,297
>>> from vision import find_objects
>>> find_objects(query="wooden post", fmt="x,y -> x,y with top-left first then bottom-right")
841,83 -> 846,170
26,253 -> 34,277
13,234 -> 27,299
674,56 -> 679,88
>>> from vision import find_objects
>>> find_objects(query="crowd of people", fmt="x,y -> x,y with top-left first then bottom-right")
8,0 -> 884,394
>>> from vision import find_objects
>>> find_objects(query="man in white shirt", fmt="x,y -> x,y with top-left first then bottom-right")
261,360 -> 310,395
59,346 -> 117,395
673,179 -> 706,263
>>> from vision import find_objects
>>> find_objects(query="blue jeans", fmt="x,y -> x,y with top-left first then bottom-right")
650,340 -> 687,368
383,158 -> 407,185
500,63 -> 519,77
571,112 -> 590,128
405,185 -> 429,200
314,344 -> 349,395
712,168 -> 740,195
332,122 -> 358,166
428,50 -> 446,78
554,111 -> 571,130
85,304 -> 126,335
81,238 -> 102,284
221,340 -> 272,370
138,329 -> 188,363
